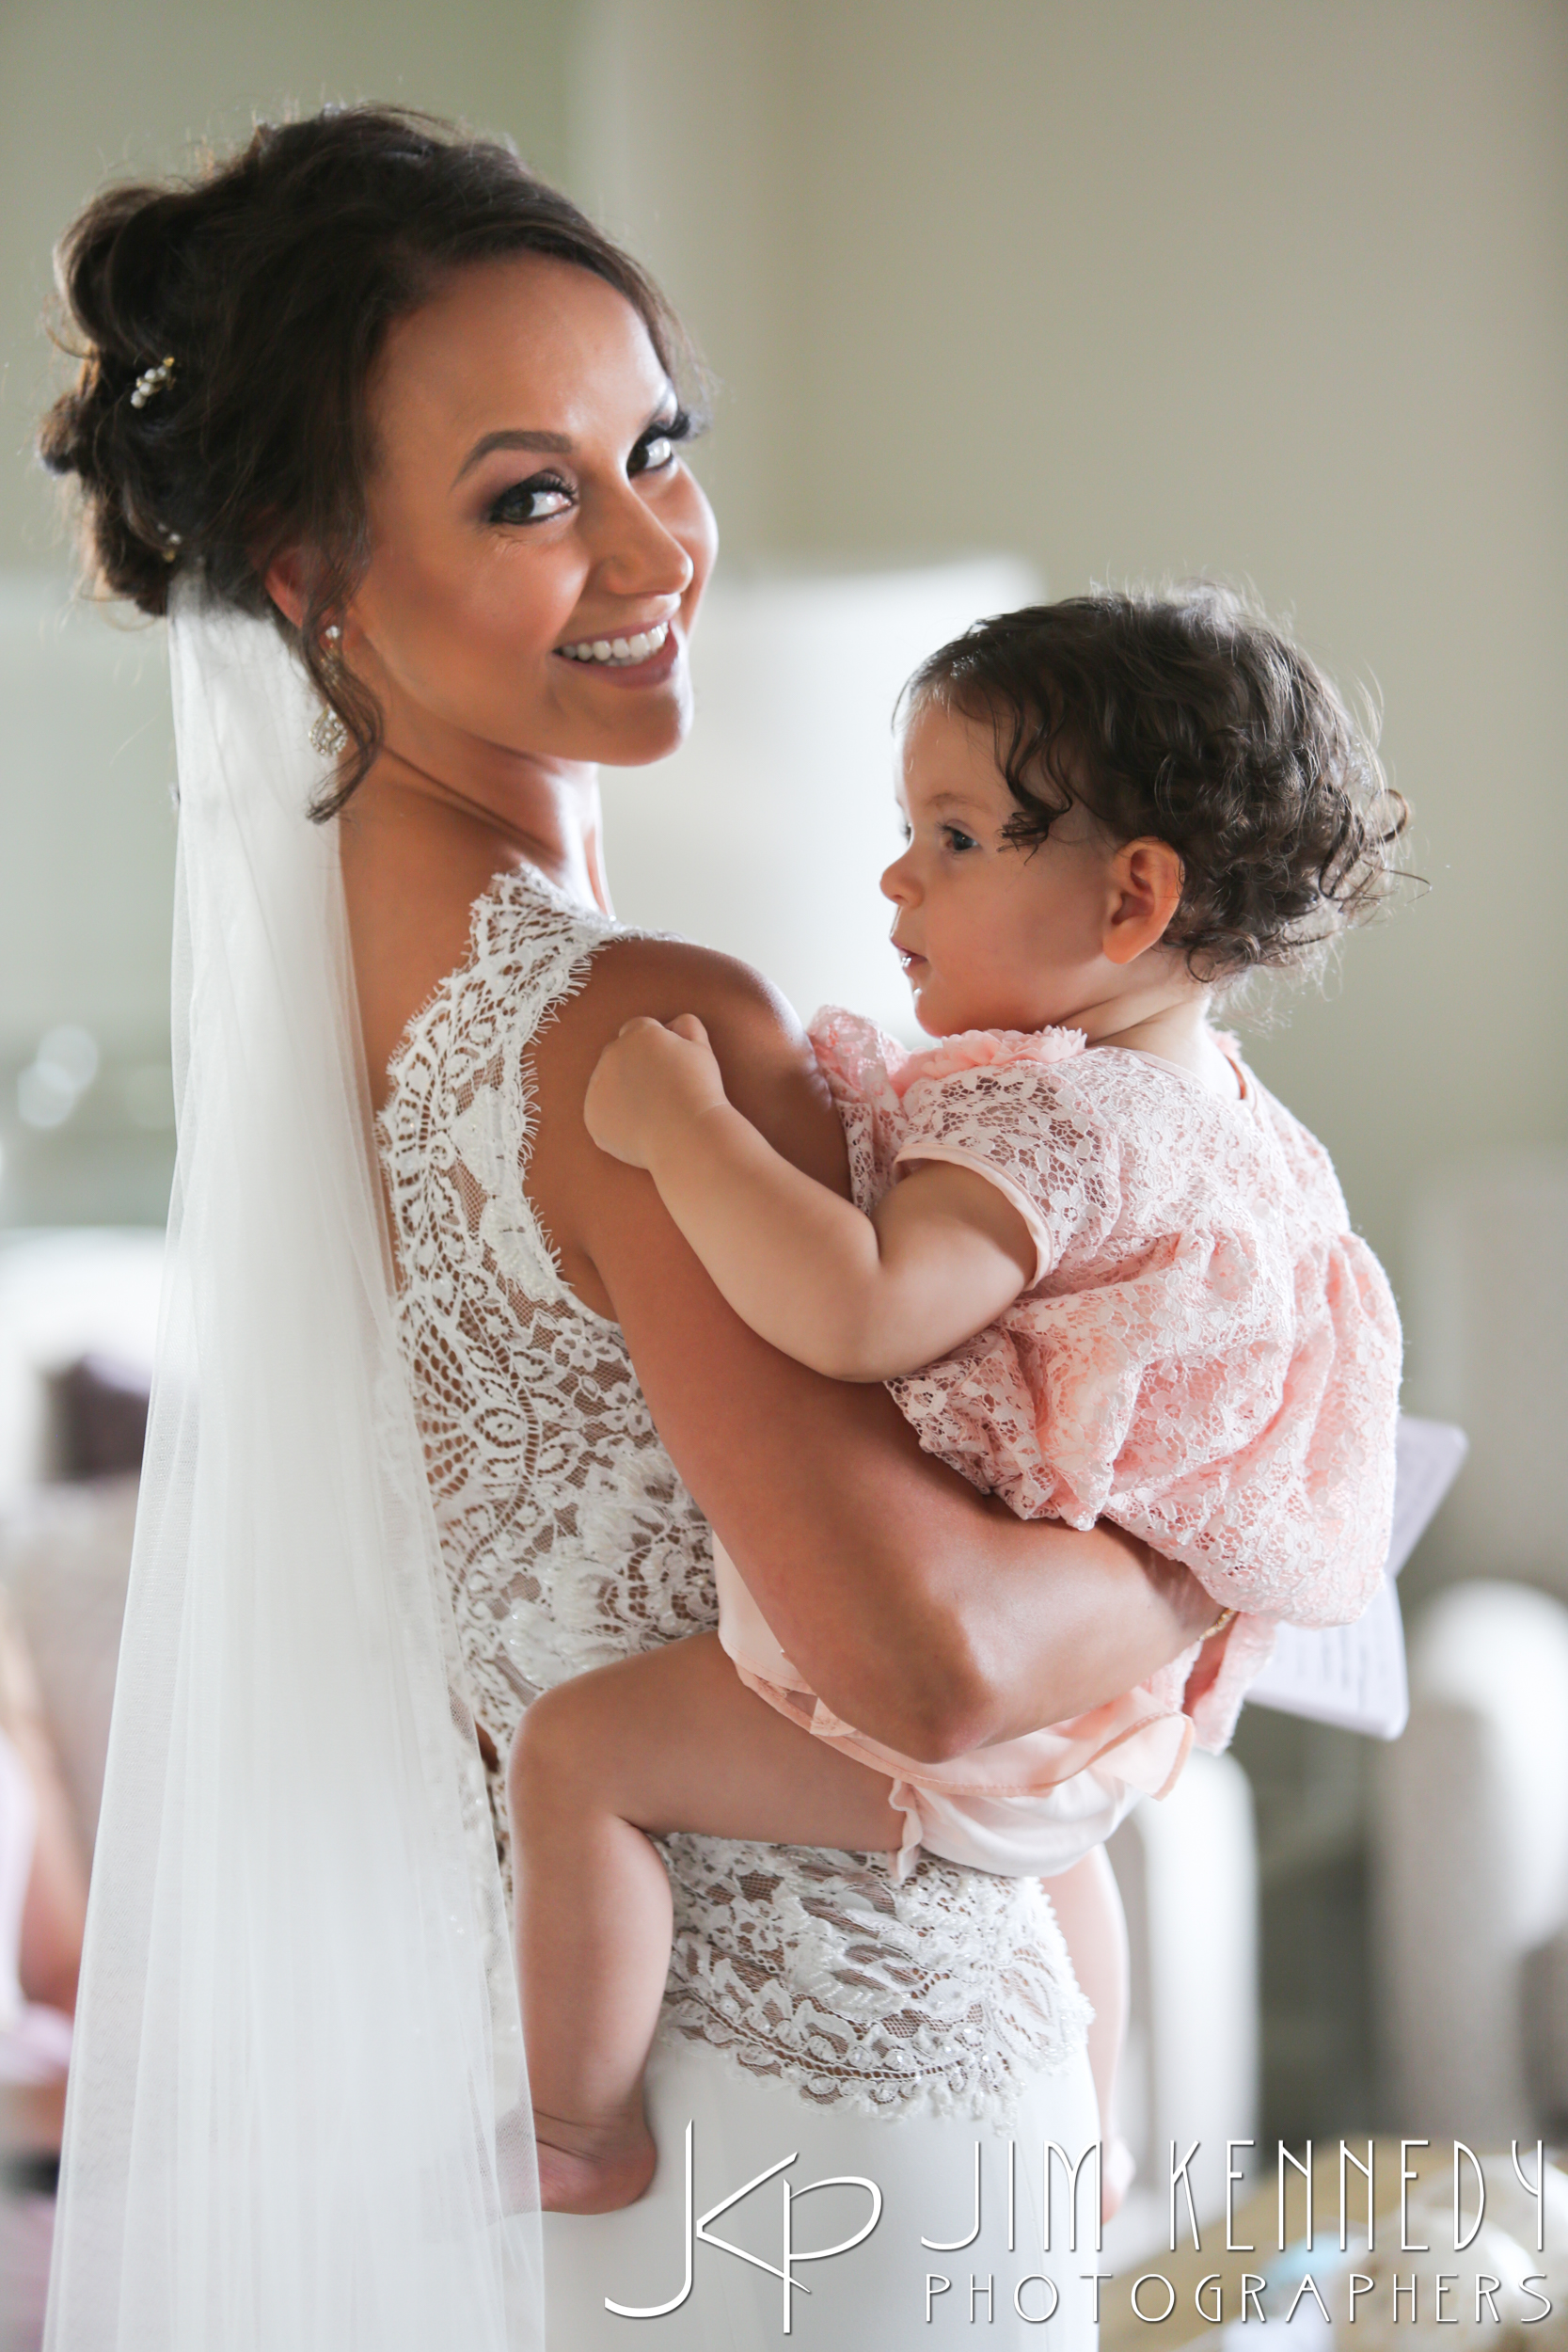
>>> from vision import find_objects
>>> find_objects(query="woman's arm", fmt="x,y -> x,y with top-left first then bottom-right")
582,1012 -> 1036,1381
528,938 -> 1220,1764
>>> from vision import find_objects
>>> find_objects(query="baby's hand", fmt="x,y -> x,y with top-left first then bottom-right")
584,1015 -> 729,1168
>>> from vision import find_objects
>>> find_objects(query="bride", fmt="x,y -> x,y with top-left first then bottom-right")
37,106 -> 1219,2349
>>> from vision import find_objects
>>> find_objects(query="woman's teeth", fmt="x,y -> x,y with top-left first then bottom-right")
559,620 -> 671,665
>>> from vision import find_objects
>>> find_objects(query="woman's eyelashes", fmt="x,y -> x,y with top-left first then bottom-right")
628,408 -> 693,477
486,471 -> 575,527
484,412 -> 693,528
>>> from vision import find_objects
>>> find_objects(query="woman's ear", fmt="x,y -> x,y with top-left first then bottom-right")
261,545 -> 309,631
1102,837 -> 1185,966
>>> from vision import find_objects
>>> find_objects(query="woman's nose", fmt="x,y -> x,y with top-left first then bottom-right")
594,483 -> 696,602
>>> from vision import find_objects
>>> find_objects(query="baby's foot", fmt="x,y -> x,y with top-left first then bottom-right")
1101,2136 -> 1136,2224
533,2106 -> 658,2215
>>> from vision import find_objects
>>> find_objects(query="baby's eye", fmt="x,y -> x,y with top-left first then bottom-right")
488,472 -> 575,527
942,824 -> 979,853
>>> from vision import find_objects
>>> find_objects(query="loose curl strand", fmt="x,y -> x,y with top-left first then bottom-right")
39,105 -> 703,815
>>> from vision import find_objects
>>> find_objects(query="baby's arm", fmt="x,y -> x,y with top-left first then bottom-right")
584,1014 -> 1037,1381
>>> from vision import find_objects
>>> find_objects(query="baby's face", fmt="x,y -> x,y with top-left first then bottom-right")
882,703 -> 1125,1038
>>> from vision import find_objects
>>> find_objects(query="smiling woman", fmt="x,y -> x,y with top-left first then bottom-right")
40,109 -> 707,813
308,252 -> 713,871
37,104 -> 1218,2349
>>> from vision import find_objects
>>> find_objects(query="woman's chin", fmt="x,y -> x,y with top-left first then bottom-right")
586,687 -> 695,769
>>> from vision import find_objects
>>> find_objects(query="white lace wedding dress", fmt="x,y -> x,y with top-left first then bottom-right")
378,866 -> 1102,2348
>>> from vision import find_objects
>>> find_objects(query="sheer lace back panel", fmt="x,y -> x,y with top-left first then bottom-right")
377,869 -> 1088,2123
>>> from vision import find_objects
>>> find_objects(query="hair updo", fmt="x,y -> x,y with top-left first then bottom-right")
39,104 -> 695,810
905,584 -> 1411,987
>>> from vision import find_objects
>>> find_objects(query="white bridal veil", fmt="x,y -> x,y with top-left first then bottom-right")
44,592 -> 544,2349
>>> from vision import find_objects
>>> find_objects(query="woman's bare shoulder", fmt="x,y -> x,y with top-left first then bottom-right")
575,930 -> 800,1037
526,928 -> 848,1315
548,930 -> 840,1163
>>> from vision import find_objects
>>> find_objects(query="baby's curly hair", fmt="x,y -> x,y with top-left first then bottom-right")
905,584 -> 1409,986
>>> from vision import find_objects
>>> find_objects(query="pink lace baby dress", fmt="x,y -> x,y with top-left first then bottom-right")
713,1010 -> 1402,1879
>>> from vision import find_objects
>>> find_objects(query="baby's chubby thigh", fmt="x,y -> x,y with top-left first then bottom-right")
515,1628 -> 907,1855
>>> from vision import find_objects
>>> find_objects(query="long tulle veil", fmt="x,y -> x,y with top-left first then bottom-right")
43,590 -> 543,2349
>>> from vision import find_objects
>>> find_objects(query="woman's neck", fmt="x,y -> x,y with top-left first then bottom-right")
363,734 -> 610,915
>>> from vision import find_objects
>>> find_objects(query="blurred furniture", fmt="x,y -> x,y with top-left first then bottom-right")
0,1478 -> 139,1871
0,1599 -> 82,2082
0,1233 -> 156,1867
1104,1748 -> 1259,2262
0,1231 -> 162,1509
1373,1580 -> 1568,2137
1372,1151 -> 1568,2136
0,1234 -> 153,2352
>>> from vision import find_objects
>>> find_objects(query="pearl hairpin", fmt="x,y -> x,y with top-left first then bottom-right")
129,356 -> 176,409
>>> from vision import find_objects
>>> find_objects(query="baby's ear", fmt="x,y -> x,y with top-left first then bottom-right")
1102,837 -> 1185,965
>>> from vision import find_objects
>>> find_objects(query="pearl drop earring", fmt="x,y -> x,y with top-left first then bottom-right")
309,625 -> 350,759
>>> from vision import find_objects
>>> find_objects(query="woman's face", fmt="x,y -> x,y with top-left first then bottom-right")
346,252 -> 717,773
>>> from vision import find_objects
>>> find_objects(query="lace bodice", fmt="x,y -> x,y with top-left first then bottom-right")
813,1009 -> 1403,1746
377,869 -> 1088,2122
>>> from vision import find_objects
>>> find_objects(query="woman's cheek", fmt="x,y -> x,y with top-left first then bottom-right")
673,473 -> 719,607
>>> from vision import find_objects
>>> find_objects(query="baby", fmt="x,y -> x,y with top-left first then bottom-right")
510,584 -> 1404,2214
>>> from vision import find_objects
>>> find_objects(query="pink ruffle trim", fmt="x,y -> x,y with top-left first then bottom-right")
894,1024 -> 1087,1095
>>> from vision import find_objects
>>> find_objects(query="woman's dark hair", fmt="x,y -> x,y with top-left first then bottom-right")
39,104 -> 699,811
904,584 -> 1410,985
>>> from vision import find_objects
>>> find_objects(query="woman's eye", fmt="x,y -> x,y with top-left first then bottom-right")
488,473 -> 575,526
629,409 -> 691,479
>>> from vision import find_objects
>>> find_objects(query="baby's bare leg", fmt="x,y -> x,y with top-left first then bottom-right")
508,1629 -> 905,2213
1048,1846 -> 1134,2220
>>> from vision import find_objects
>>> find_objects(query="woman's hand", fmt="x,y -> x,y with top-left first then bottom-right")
584,1013 -> 726,1169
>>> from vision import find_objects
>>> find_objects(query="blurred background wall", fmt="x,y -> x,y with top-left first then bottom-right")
1,0 -> 1565,2153
3,0 -> 1563,1363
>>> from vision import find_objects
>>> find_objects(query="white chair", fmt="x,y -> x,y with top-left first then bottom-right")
1372,1580 -> 1568,2137
1104,1748 -> 1259,2260
1371,1150 -> 1568,2135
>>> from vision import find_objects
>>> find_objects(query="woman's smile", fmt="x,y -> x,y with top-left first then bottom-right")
554,613 -> 683,687
349,253 -> 717,789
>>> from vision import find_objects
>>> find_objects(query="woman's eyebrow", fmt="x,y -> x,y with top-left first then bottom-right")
452,427 -> 574,486
451,397 -> 681,490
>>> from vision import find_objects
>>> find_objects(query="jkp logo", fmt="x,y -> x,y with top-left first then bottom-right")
604,2123 -> 882,2333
